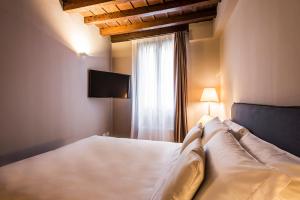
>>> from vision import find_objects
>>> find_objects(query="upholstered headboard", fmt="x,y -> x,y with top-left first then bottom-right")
231,103 -> 300,157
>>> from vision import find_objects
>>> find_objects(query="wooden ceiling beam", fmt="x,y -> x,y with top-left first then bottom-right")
100,7 -> 216,36
111,24 -> 189,43
61,0 -> 130,13
85,0 -> 219,25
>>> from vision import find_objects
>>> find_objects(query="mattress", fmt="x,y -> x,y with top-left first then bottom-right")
0,136 -> 181,200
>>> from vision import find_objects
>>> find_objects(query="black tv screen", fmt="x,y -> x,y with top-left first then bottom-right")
88,70 -> 131,98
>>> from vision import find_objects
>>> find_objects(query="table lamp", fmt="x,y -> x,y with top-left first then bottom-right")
200,88 -> 219,116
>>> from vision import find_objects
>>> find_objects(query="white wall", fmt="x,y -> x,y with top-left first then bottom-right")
0,0 -> 112,157
220,0 -> 300,117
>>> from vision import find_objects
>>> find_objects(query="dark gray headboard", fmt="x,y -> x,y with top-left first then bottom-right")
231,103 -> 300,157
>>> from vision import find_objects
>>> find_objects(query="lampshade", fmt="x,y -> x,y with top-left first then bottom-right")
200,88 -> 219,102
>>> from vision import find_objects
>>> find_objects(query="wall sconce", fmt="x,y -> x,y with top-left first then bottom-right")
78,52 -> 88,58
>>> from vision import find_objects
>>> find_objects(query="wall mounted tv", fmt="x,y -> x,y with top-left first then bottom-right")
88,70 -> 131,98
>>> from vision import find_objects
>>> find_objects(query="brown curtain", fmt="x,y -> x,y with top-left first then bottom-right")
174,31 -> 188,142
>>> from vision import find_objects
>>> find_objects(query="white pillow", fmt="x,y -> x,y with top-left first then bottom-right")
194,131 -> 291,200
202,117 -> 228,145
197,115 -> 213,126
181,124 -> 203,153
151,139 -> 205,200
240,133 -> 300,200
223,119 -> 248,140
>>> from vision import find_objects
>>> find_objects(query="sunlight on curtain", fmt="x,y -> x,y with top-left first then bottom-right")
131,35 -> 175,141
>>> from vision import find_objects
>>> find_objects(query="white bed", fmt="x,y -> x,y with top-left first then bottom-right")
1,103 -> 299,200
0,136 -> 181,200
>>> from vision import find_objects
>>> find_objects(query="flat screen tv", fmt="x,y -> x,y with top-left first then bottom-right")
88,70 -> 131,98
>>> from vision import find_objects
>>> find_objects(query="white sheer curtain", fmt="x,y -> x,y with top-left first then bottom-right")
131,35 -> 175,142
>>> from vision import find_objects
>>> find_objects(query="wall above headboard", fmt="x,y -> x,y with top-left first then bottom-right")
220,0 -> 300,117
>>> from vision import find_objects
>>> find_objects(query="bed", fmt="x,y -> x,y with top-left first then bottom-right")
0,103 -> 299,200
0,136 -> 181,200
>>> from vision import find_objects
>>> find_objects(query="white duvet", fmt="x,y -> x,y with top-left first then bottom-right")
0,136 -> 181,200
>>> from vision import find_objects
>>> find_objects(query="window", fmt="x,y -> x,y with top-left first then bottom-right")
131,35 -> 175,141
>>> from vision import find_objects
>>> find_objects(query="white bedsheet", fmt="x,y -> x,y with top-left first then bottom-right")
0,136 -> 181,200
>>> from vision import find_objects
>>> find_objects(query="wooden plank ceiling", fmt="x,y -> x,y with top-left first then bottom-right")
61,0 -> 221,42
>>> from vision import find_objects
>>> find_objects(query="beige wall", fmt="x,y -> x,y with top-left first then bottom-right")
188,38 -> 220,128
111,21 -> 221,136
0,0 -> 112,157
111,41 -> 132,138
188,21 -> 221,128
220,0 -> 300,117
